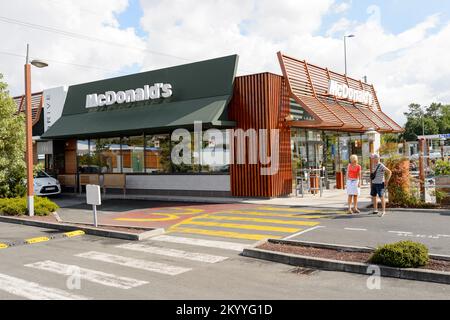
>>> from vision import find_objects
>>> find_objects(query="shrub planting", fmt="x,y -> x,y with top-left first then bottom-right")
369,240 -> 429,268
0,197 -> 59,216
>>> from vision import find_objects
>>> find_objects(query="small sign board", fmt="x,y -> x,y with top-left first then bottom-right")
86,184 -> 101,206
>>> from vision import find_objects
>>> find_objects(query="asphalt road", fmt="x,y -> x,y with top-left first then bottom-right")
289,210 -> 450,255
0,222 -> 449,300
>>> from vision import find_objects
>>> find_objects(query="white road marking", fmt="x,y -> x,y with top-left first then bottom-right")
437,234 -> 450,238
150,235 -> 250,252
116,243 -> 228,263
0,273 -> 88,300
25,260 -> 148,289
75,251 -> 191,276
283,226 -> 324,240
344,228 -> 368,231
388,231 -> 412,234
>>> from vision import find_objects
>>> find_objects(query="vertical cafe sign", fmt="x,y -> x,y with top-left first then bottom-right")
43,86 -> 68,132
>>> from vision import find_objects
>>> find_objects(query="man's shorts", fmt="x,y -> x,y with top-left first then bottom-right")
371,183 -> 385,197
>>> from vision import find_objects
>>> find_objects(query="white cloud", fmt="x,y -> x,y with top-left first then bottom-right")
1,0 -> 449,126
0,0 -> 146,96
332,1 -> 351,14
137,1 -> 450,125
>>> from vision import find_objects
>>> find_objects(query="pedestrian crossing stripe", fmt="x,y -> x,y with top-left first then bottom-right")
76,251 -> 192,275
169,227 -> 282,241
150,235 -> 249,251
25,260 -> 148,289
0,243 -> 8,249
200,215 -> 320,226
117,243 -> 228,263
0,273 -> 88,300
183,220 -> 301,233
25,236 -> 50,244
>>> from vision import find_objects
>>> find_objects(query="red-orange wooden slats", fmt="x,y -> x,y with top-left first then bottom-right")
277,51 -> 403,133
228,73 -> 292,197
13,91 -> 44,125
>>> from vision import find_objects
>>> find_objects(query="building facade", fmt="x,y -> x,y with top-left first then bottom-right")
15,52 -> 403,198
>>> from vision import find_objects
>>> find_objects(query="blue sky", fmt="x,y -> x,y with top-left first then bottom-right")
322,0 -> 448,35
116,0 -> 147,38
117,0 -> 449,38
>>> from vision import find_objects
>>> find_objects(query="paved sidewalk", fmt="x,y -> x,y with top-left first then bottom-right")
61,185 -> 372,209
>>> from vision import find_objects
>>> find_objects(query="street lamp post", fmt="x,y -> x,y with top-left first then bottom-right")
344,34 -> 355,75
24,44 -> 48,216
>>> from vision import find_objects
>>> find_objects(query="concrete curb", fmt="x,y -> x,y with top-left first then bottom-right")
0,230 -> 85,249
242,243 -> 450,285
267,238 -> 450,261
0,216 -> 165,241
267,238 -> 375,252
383,207 -> 450,214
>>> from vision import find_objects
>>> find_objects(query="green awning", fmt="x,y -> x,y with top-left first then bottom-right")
42,95 -> 235,139
41,54 -> 239,139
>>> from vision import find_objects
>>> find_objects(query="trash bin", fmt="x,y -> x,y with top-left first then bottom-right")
336,170 -> 345,189
310,173 -> 320,194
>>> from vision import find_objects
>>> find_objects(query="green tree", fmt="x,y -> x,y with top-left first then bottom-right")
0,73 -> 26,197
438,104 -> 450,133
401,103 -> 440,141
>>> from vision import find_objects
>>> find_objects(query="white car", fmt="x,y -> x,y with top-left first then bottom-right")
34,171 -> 61,196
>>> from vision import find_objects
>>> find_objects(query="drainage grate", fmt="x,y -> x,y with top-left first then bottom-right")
290,267 -> 318,275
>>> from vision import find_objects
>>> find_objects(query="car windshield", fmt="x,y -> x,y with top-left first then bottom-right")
35,171 -> 49,178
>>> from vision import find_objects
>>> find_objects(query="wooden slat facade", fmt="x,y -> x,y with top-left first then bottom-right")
277,52 -> 404,133
228,73 -> 292,197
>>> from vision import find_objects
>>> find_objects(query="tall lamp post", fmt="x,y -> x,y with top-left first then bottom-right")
24,44 -> 48,216
344,34 -> 355,75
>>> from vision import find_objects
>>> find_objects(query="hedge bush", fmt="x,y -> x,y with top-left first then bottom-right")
369,240 -> 429,268
0,197 -> 59,216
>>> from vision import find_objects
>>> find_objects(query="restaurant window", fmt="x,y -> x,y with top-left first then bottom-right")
200,129 -> 231,173
145,134 -> 171,173
171,132 -> 200,173
291,129 -> 307,175
339,134 -> 350,168
77,140 -> 92,173
306,130 -> 323,168
92,138 -> 122,173
323,131 -> 340,176
122,136 -> 145,173
361,135 -> 370,171
350,134 -> 363,164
